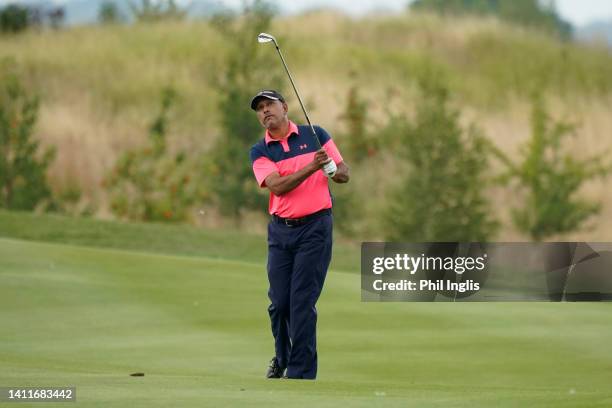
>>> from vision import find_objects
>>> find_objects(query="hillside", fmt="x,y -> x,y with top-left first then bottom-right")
1,12 -> 612,239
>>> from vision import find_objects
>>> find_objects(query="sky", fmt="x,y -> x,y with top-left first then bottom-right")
3,0 -> 612,27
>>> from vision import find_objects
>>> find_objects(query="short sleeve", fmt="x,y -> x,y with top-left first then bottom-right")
315,126 -> 343,164
314,126 -> 331,145
322,139 -> 343,165
252,156 -> 278,187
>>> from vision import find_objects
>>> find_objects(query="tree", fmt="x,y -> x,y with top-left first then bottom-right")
338,84 -> 374,163
0,67 -> 55,210
385,76 -> 498,241
491,93 -> 611,241
98,1 -> 124,24
0,4 -> 29,34
129,0 -> 186,22
47,7 -> 65,30
207,0 -> 284,219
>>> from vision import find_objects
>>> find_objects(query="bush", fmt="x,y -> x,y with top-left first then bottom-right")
384,76 -> 498,242
105,87 -> 204,222
491,93 -> 612,241
0,65 -> 55,210
330,83 -> 371,235
207,0 -> 284,219
338,84 -> 375,163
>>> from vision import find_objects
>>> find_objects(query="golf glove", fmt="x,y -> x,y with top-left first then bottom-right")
323,160 -> 337,178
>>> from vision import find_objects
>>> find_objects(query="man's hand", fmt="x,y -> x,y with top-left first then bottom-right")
265,149 -> 348,196
310,149 -> 331,171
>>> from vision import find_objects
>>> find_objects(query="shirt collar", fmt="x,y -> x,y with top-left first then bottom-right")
265,120 -> 298,145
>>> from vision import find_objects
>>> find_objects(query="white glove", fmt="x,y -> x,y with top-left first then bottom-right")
323,160 -> 337,178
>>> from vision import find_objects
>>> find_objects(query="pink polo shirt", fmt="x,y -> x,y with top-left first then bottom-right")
249,121 -> 343,218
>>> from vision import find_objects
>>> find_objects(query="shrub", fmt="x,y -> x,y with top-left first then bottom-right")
385,76 -> 499,241
207,0 -> 284,219
0,66 -> 55,210
338,84 -> 375,163
491,93 -> 612,241
105,87 -> 204,222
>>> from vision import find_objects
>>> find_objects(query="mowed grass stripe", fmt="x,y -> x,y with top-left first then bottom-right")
1,238 -> 611,407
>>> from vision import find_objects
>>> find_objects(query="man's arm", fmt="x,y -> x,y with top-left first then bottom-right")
314,127 -> 348,183
264,149 -> 331,196
331,162 -> 349,184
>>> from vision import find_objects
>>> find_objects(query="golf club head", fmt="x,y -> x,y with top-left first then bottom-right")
257,32 -> 277,44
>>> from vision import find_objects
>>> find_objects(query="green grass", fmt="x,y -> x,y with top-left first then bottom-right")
1,211 -> 612,406
0,210 -> 359,273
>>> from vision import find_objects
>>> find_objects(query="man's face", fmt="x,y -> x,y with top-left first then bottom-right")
255,98 -> 288,130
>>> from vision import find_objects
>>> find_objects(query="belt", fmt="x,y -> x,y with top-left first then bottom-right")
272,208 -> 331,227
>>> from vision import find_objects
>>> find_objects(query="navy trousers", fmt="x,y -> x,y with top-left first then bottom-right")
267,212 -> 333,379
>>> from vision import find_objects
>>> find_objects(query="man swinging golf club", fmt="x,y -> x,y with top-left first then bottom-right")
250,33 -> 350,380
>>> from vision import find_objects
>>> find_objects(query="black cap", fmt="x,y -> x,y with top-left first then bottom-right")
250,90 -> 285,110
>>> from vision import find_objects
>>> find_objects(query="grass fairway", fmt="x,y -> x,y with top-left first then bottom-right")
1,216 -> 612,406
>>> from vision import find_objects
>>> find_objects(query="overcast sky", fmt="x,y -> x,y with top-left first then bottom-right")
3,0 -> 612,27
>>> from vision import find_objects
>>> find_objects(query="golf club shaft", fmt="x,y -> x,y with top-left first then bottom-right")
273,44 -> 322,150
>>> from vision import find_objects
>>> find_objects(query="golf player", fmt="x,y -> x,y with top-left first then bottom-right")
249,90 -> 350,379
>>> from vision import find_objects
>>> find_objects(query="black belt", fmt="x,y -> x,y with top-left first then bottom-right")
272,208 -> 331,227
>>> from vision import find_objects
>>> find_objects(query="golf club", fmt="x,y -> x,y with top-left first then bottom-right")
257,32 -> 337,178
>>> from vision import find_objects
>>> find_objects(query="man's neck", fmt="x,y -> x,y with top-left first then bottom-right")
268,119 -> 290,140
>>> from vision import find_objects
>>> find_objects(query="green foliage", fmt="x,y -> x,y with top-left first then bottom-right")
331,83 -> 370,235
411,0 -> 572,39
330,180 -> 361,236
385,76 -> 498,242
338,84 -> 375,163
105,87 -> 204,222
0,4 -> 29,34
492,94 -> 611,241
98,1 -> 123,25
129,0 -> 186,23
0,65 -> 55,211
51,183 -> 95,216
207,0 -> 284,218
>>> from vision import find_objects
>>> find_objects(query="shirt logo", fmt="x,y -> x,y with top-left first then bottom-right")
299,144 -> 308,150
